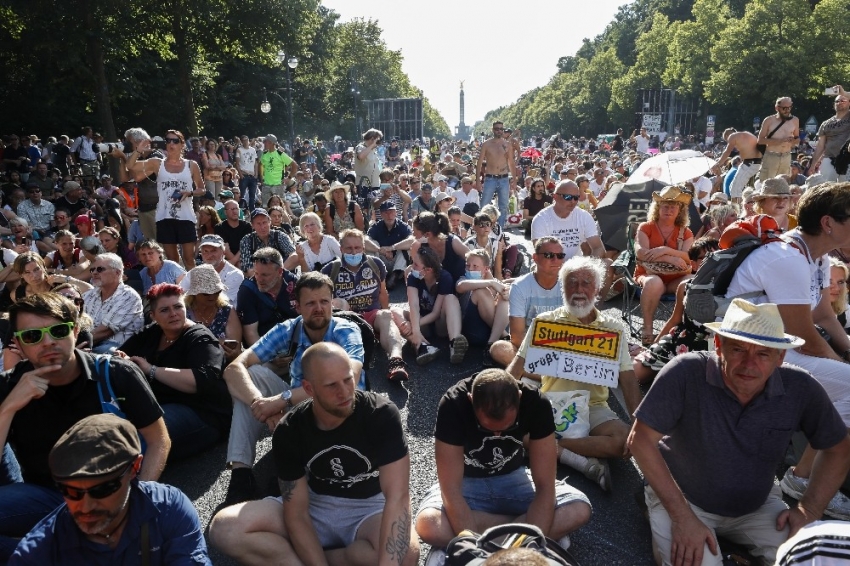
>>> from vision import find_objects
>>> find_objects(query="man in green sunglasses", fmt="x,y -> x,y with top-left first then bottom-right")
0,293 -> 170,561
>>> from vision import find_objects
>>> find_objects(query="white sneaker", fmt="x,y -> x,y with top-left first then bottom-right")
558,447 -> 589,471
780,467 -> 850,520
424,548 -> 446,566
557,535 -> 571,551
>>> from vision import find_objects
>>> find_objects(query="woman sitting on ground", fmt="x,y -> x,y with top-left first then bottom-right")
137,239 -> 186,295
12,252 -> 91,302
184,264 -> 242,362
118,283 -> 231,460
284,212 -> 341,272
197,205 -> 221,239
455,249 -> 510,367
393,245 -> 468,366
633,186 -> 695,345
410,211 -> 469,284
323,181 -> 364,239
632,237 -> 720,385
481,204 -> 521,279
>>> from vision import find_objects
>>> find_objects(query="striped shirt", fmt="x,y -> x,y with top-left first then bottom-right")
83,283 -> 144,345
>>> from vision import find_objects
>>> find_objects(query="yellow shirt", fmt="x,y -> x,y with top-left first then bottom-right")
517,306 -> 631,407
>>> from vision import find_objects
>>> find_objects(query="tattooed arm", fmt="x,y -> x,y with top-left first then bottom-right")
377,454 -> 418,566
280,477 -> 328,565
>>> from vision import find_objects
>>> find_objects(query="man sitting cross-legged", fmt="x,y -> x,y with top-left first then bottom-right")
210,342 -> 418,566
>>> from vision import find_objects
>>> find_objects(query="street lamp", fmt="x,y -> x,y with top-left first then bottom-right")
260,88 -> 271,114
277,50 -> 298,150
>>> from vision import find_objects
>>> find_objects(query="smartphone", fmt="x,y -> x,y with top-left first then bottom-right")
824,87 -> 840,95
224,340 -> 240,349
21,236 -> 27,245
170,189 -> 182,201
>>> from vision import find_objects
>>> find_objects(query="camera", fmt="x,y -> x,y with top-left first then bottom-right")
150,137 -> 166,151
96,142 -> 122,153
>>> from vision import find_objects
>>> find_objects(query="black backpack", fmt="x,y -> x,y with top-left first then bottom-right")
446,523 -> 578,565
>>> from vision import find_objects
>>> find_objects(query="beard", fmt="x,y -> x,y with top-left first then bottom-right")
73,487 -> 130,536
316,391 -> 356,419
566,295 -> 596,319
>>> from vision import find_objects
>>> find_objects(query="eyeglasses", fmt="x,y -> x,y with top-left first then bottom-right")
252,256 -> 282,267
538,251 -> 567,260
89,266 -> 111,273
556,193 -> 580,201
165,138 -> 182,144
476,222 -> 492,228
14,322 -> 75,345
476,419 -> 520,436
56,462 -> 133,501
778,106 -> 792,110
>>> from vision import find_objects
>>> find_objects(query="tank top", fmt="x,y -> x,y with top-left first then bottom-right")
442,234 -> 466,283
205,152 -> 224,182
156,159 -> 196,222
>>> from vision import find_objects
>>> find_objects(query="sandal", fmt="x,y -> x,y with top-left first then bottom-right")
387,357 -> 409,382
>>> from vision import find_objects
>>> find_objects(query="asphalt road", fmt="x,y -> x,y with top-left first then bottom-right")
163,230 -> 659,565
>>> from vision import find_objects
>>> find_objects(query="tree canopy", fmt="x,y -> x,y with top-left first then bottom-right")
474,0 -> 845,138
0,2 -> 449,140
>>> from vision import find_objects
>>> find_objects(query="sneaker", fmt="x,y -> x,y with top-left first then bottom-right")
482,346 -> 495,367
424,548 -> 446,566
450,335 -> 469,364
216,468 -> 257,513
387,357 -> 409,382
557,535 -> 571,551
416,343 -> 440,366
585,458 -> 613,493
780,467 -> 850,520
558,447 -> 589,471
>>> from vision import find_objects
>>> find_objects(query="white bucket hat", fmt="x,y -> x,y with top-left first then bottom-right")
704,298 -> 804,349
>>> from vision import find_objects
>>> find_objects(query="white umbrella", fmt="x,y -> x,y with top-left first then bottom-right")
625,150 -> 717,186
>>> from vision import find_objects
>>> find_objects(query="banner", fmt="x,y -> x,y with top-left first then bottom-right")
642,114 -> 663,135
523,320 -> 622,387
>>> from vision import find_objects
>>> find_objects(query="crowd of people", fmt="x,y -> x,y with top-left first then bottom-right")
1,87 -> 850,565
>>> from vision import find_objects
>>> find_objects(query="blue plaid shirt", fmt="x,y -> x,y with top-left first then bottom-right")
250,316 -> 365,389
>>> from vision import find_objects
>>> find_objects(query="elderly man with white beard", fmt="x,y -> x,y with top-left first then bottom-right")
507,256 -> 642,492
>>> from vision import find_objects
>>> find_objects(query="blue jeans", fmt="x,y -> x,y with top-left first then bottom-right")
239,175 -> 258,210
162,404 -> 224,462
481,176 -> 510,228
0,445 -> 64,563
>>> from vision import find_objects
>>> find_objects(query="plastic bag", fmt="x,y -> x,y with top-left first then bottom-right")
544,390 -> 590,440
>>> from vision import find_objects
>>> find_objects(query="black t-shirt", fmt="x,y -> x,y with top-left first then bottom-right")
119,323 -> 231,433
406,269 -> 454,316
215,219 -> 253,255
4,146 -> 28,173
55,195 -> 87,218
273,390 -> 407,498
0,351 -> 163,487
435,376 -> 554,478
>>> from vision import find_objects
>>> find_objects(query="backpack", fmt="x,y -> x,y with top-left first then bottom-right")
683,215 -> 787,323
445,523 -> 579,565
329,200 -> 356,221
93,355 -> 147,452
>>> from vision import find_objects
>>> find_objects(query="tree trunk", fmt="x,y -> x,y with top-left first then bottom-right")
83,3 -> 116,141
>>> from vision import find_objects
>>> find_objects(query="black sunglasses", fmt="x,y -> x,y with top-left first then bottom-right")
556,193 -> 579,201
89,266 -> 110,273
538,252 -> 567,260
165,138 -> 182,145
56,462 -> 134,501
252,256 -> 282,267
14,322 -> 75,345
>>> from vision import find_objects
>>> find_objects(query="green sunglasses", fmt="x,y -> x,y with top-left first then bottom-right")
14,322 -> 75,345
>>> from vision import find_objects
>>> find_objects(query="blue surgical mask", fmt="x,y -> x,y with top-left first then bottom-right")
343,253 -> 363,265
465,270 -> 483,280
411,270 -> 424,280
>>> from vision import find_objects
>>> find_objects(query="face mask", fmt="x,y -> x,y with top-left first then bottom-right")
380,183 -> 392,191
465,270 -> 483,280
411,270 -> 424,280
343,253 -> 363,265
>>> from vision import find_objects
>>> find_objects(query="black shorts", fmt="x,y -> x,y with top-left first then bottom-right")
156,219 -> 197,244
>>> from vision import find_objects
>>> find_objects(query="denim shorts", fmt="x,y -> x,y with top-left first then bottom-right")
416,467 -> 589,518
268,489 -> 385,549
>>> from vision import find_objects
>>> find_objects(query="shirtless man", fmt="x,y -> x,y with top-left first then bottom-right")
712,128 -> 762,203
810,87 -> 850,182
758,97 -> 800,181
475,122 -> 517,228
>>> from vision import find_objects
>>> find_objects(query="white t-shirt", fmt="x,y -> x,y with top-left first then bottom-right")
726,240 -> 827,310
453,188 -> 480,209
530,206 -> 598,259
509,272 -> 563,327
691,176 -> 713,209
589,179 -> 606,197
635,135 -> 650,154
236,146 -> 258,176
300,236 -> 341,270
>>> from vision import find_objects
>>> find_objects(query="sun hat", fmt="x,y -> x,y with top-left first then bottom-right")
186,264 -> 225,296
709,192 -> 729,204
704,298 -> 804,349
652,185 -> 692,206
434,192 -> 455,206
752,177 -> 791,201
49,414 -> 140,481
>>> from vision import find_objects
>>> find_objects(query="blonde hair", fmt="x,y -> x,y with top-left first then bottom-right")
298,211 -> 323,232
830,257 -> 849,316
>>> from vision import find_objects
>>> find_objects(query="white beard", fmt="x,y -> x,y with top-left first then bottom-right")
567,297 -> 595,319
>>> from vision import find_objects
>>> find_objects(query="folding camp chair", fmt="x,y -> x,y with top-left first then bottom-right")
610,222 -> 676,341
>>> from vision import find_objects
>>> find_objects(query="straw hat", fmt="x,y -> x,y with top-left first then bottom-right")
186,264 -> 225,296
704,298 -> 804,349
434,191 -> 455,206
325,181 -> 348,202
752,177 -> 791,201
652,185 -> 692,206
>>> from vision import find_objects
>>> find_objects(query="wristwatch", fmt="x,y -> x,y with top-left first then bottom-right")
280,389 -> 294,410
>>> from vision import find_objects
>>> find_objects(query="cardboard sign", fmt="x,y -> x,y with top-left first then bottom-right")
524,320 -> 622,387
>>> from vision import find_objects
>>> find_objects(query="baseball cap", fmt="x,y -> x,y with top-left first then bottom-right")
251,208 -> 270,220
199,234 -> 225,248
379,201 -> 397,212
219,190 -> 234,199
49,414 -> 140,481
